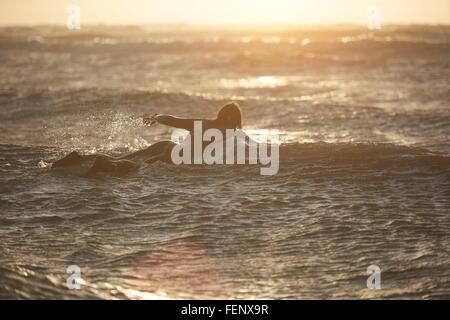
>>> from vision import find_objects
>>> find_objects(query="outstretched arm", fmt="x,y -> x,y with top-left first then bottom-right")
143,114 -> 196,131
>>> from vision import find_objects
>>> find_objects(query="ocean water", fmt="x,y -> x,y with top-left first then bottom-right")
0,25 -> 449,299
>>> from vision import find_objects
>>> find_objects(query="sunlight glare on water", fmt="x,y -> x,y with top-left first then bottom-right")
220,76 -> 289,89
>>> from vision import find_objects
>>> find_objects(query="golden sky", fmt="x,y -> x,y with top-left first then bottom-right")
0,0 -> 449,26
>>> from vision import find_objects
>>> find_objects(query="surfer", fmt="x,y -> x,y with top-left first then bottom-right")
52,102 -> 244,176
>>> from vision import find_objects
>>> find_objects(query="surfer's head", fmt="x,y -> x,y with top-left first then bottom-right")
216,102 -> 242,130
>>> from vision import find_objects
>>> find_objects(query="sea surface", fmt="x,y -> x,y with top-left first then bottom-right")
0,25 -> 449,299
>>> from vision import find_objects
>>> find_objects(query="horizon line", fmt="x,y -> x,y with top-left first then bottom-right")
1,22 -> 450,29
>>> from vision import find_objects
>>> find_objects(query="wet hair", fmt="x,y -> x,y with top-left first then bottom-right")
216,102 -> 242,130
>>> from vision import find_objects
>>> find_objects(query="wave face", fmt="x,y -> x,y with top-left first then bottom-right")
0,25 -> 450,299
1,142 -> 449,299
